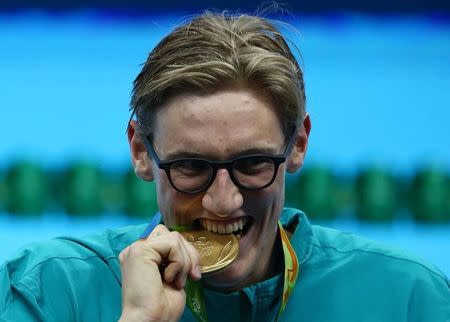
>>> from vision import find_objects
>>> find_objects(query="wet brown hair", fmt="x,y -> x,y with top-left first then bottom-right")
129,11 -> 306,138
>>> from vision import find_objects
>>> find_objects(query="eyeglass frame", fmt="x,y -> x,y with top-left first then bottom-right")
142,126 -> 298,194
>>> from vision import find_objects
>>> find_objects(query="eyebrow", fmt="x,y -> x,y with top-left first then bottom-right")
163,146 -> 281,161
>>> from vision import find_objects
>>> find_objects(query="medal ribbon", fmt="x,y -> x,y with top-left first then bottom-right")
176,222 -> 299,322
140,216 -> 299,322
171,225 -> 208,322
276,221 -> 299,320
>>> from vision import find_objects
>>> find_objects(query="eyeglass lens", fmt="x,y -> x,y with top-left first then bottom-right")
169,157 -> 276,192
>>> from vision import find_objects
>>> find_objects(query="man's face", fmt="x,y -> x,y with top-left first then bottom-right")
148,86 -> 298,291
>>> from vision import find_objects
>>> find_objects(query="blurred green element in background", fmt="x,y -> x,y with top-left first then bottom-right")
285,166 -> 339,220
355,167 -> 398,222
4,161 -> 49,215
1,161 -> 449,223
101,171 -> 126,214
409,166 -> 450,223
124,168 -> 159,217
61,161 -> 104,215
0,171 -> 6,212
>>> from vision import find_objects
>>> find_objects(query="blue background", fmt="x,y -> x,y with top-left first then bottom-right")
0,9 -> 449,275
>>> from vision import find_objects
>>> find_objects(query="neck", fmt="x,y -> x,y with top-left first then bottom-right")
204,226 -> 284,293
264,226 -> 284,280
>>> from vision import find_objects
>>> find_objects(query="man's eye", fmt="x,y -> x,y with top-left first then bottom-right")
235,157 -> 274,175
172,160 -> 209,175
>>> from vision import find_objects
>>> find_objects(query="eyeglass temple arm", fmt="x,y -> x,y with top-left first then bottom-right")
141,135 -> 161,164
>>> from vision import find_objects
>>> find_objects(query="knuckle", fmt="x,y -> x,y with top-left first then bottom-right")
170,231 -> 183,240
170,231 -> 186,247
163,237 -> 177,249
185,242 -> 200,259
155,224 -> 169,232
118,249 -> 126,263
148,224 -> 167,238
126,242 -> 144,257
170,261 -> 182,271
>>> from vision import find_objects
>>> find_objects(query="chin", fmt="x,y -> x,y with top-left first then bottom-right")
202,256 -> 253,292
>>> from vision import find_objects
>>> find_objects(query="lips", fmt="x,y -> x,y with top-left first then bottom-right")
199,217 -> 249,235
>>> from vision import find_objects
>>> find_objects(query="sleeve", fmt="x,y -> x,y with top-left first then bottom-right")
407,269 -> 450,322
0,265 -> 45,322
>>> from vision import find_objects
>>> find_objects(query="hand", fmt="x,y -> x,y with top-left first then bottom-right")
119,224 -> 202,322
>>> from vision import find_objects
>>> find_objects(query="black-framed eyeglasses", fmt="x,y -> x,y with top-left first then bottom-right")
142,128 -> 297,194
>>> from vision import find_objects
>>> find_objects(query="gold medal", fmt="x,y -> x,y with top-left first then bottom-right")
181,230 -> 239,274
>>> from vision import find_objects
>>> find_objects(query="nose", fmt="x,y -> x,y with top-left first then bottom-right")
202,168 -> 243,217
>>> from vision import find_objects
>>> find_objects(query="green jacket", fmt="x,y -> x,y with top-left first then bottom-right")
1,209 -> 449,321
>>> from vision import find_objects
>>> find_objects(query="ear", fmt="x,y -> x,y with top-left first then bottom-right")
286,114 -> 311,173
127,120 -> 154,181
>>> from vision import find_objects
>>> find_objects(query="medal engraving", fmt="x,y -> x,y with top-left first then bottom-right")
181,230 -> 239,274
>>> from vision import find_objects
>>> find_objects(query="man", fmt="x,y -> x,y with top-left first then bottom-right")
1,11 -> 449,322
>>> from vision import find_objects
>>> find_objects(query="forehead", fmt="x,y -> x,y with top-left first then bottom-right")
153,87 -> 285,157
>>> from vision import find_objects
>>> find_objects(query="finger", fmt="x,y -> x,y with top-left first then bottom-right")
118,246 -> 127,263
164,232 -> 192,288
180,237 -> 202,280
148,224 -> 170,239
171,234 -> 202,287
146,232 -> 192,288
145,226 -> 201,286
172,251 -> 191,289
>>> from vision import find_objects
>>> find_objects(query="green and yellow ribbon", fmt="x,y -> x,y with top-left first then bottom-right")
175,221 -> 299,322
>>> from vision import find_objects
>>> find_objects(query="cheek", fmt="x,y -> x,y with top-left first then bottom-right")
243,174 -> 285,218
271,167 -> 286,206
156,178 -> 204,226
155,175 -> 177,226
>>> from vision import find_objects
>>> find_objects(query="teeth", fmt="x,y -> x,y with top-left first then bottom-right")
199,217 -> 248,235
